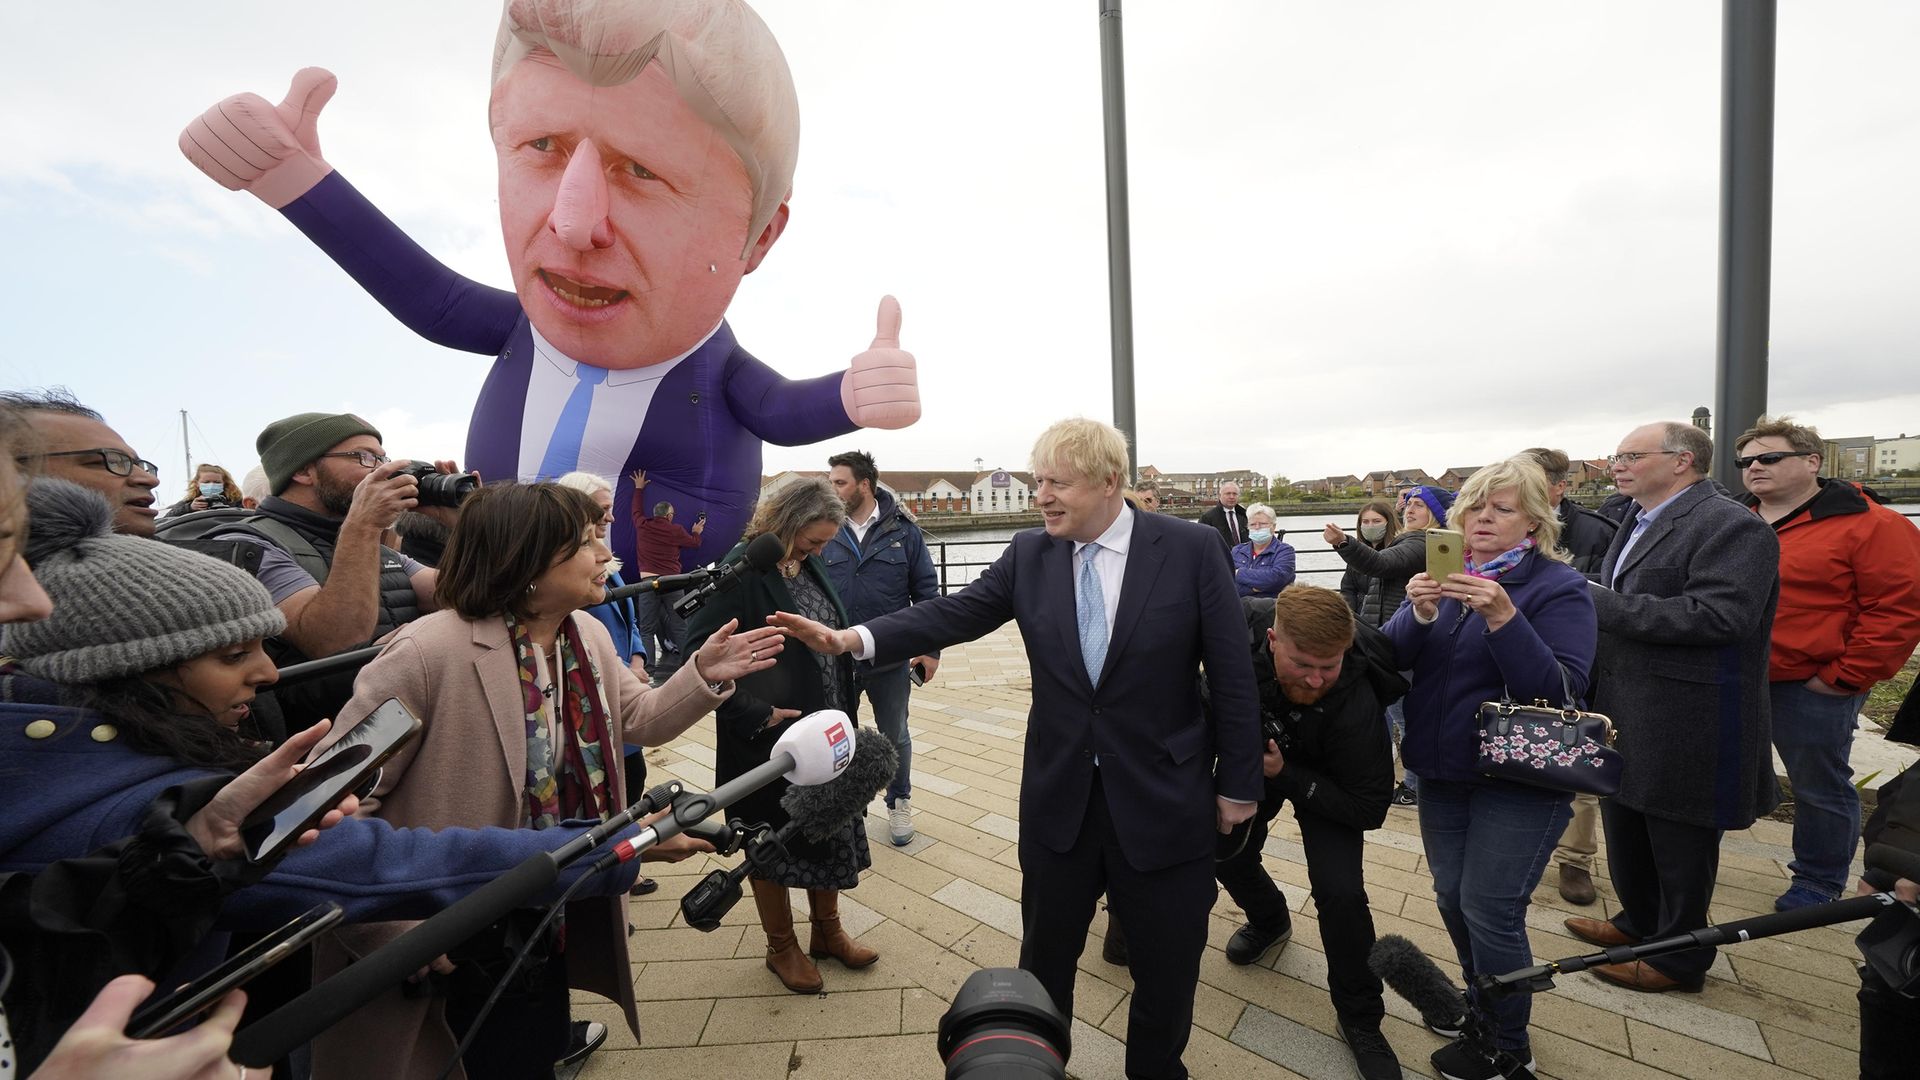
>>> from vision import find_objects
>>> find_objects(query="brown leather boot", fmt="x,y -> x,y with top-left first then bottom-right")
806,888 -> 879,968
750,878 -> 823,993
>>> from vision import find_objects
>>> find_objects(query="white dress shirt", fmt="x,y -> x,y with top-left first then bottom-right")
853,504 -> 1135,659
515,321 -> 712,481
846,500 -> 884,546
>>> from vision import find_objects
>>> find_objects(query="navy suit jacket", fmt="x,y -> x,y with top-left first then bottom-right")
865,509 -> 1263,871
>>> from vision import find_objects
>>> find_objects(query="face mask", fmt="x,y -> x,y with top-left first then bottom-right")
198,482 -> 224,497
1360,523 -> 1387,542
1248,528 -> 1273,544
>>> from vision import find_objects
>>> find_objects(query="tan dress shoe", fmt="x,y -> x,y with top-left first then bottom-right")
1591,960 -> 1704,993
1563,916 -> 1638,947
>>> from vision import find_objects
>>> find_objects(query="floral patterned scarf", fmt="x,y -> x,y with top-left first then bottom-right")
1464,536 -> 1536,580
507,613 -> 617,830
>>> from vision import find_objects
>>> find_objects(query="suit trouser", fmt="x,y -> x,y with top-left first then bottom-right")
1213,785 -> 1387,1023
1019,770 -> 1215,1080
1552,792 -> 1600,871
1600,798 -> 1723,982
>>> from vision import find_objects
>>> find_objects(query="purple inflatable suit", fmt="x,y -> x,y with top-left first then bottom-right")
180,1 -> 921,571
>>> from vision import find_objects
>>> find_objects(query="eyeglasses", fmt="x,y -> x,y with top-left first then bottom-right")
1607,451 -> 1682,467
1735,450 -> 1814,470
318,450 -> 392,469
33,448 -> 159,477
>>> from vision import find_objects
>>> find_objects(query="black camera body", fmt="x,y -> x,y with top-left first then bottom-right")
393,463 -> 480,508
1260,709 -> 1295,755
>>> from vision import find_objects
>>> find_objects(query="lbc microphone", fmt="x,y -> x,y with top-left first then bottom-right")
684,725 -> 899,930
604,531 -> 786,605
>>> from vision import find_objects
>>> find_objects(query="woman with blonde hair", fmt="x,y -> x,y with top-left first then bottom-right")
1326,488 -> 1453,805
1381,456 -> 1595,1079
685,478 -> 877,994
161,463 -> 243,518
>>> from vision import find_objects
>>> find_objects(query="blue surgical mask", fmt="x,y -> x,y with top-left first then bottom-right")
1248,528 -> 1273,544
198,482 -> 224,497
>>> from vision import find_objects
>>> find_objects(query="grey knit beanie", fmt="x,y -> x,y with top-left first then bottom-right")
4,479 -> 286,684
257,411 -> 382,495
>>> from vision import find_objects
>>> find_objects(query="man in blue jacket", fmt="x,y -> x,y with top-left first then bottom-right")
823,450 -> 941,845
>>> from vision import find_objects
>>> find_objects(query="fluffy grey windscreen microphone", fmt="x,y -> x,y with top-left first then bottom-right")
1368,934 -> 1466,1024
780,725 -> 899,841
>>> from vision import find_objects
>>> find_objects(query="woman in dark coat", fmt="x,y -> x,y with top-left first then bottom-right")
1330,499 -> 1408,627
685,478 -> 876,993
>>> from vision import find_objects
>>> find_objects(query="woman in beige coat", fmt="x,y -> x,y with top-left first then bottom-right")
309,482 -> 785,1080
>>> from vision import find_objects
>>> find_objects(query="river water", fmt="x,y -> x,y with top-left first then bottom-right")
918,512 -> 1361,591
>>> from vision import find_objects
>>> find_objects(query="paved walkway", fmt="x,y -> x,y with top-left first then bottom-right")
569,625 -> 1869,1079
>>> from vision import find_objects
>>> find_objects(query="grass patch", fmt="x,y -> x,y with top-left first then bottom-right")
1863,647 -> 1920,731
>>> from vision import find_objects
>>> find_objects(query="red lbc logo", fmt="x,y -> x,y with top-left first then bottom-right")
825,721 -> 851,768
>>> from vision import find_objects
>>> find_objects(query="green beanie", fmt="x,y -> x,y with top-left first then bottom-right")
257,412 -> 382,495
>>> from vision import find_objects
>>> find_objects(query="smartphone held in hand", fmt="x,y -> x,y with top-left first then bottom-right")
238,698 -> 421,863
1425,528 -> 1465,582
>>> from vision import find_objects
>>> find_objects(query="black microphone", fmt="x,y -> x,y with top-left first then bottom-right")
274,644 -> 384,688
683,726 -> 899,930
605,531 -> 785,605
1368,934 -> 1467,1031
670,532 -> 787,618
603,568 -> 712,603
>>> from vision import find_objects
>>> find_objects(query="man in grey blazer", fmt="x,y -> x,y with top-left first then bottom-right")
1563,421 -> 1780,993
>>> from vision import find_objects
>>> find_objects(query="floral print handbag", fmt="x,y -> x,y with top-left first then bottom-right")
1475,667 -> 1624,796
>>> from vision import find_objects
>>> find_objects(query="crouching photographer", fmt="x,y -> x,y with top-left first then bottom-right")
1213,586 -> 1406,1080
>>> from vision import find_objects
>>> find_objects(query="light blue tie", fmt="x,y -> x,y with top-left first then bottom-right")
1077,542 -> 1108,685
537,364 -> 609,478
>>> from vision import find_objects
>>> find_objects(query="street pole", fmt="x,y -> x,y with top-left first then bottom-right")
1099,0 -> 1138,480
1712,0 -> 1776,490
181,410 -> 192,482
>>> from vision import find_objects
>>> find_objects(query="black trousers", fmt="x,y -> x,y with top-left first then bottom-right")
1213,785 -> 1386,1023
1859,960 -> 1920,1079
1020,771 -> 1215,1080
1600,799 -> 1723,982
443,936 -> 570,1080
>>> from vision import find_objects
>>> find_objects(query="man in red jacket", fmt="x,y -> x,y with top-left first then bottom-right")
627,469 -> 705,684
1737,416 -> 1920,910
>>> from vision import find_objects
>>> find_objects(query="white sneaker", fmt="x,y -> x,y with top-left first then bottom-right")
889,798 -> 915,845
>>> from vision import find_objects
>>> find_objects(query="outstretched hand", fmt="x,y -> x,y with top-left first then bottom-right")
767,611 -> 858,656
692,619 -> 785,684
185,719 -> 356,861
179,67 -> 337,209
840,296 -> 920,430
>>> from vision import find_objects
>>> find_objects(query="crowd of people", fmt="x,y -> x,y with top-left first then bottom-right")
4,390 -> 1920,1080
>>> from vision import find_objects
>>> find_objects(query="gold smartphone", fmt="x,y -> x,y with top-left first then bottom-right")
1426,528 -> 1466,581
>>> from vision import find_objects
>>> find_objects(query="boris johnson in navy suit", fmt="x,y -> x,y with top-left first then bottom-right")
773,419 -> 1262,1080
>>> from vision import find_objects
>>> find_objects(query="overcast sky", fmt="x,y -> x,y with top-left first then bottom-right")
4,1 -> 1917,489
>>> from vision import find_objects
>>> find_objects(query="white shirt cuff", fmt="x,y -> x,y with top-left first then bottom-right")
853,625 -> 876,661
1413,606 -> 1437,626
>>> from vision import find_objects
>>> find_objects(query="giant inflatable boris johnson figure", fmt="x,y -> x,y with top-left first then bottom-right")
182,0 -> 920,577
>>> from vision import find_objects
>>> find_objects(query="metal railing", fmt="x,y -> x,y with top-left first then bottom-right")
928,509 -> 1920,595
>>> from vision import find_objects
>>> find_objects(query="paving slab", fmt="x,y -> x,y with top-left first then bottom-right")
567,625 -> 1857,1077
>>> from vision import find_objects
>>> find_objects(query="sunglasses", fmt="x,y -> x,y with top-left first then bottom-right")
1735,450 -> 1814,470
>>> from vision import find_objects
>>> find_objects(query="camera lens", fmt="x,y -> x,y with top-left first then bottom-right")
937,968 -> 1068,1079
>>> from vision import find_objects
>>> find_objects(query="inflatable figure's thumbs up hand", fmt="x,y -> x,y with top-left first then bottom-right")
840,296 -> 921,430
180,68 -> 337,210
